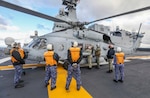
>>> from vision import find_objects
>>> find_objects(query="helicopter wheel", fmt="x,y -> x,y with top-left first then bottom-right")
63,60 -> 69,70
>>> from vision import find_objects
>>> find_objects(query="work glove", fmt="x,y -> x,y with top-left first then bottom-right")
72,63 -> 77,68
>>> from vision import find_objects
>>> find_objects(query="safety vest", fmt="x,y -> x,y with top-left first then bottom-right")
44,51 -> 57,66
10,49 -> 18,63
18,48 -> 25,59
95,47 -> 101,56
115,52 -> 125,64
69,47 -> 80,62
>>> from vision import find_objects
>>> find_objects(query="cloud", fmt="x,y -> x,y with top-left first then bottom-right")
0,15 -> 19,31
0,29 -> 35,47
76,0 -> 150,46
0,24 -> 19,31
6,0 -> 62,10
77,0 -> 150,21
37,24 -> 51,30
0,15 -> 8,25
1,0 -> 150,48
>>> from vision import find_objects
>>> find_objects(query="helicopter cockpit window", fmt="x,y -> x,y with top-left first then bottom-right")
112,31 -> 122,37
32,38 -> 47,49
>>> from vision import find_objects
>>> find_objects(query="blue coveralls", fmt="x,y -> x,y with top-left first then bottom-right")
11,49 -> 24,86
45,65 -> 57,88
44,51 -> 59,88
14,64 -> 23,85
66,47 -> 82,90
113,53 -> 125,81
66,63 -> 81,89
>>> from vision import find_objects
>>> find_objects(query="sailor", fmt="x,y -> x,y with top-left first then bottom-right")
113,47 -> 125,83
10,42 -> 25,88
66,41 -> 83,91
17,43 -> 26,75
85,45 -> 93,69
106,44 -> 115,73
95,44 -> 101,69
44,44 -> 59,90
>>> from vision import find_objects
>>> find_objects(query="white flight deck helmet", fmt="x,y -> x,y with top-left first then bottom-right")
117,47 -> 122,52
47,44 -> 53,50
17,42 -> 21,48
11,42 -> 17,48
73,41 -> 78,47
96,43 -> 100,47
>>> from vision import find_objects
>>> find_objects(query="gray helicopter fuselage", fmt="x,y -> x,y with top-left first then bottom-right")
23,1 -> 144,65
1,0 -> 145,66
23,24 -> 144,66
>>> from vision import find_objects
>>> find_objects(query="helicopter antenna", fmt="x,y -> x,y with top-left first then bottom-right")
136,23 -> 142,40
86,6 -> 150,25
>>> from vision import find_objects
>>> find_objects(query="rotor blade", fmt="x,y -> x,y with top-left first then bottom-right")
0,0 -> 69,23
87,6 -> 150,25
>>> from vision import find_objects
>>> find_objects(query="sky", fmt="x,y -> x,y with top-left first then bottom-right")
0,0 -> 150,48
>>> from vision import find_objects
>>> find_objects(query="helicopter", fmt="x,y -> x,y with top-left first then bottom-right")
0,0 -> 149,67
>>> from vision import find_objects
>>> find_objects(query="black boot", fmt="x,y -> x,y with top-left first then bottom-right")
97,65 -> 100,69
15,84 -> 24,88
45,83 -> 49,87
19,79 -> 24,83
51,86 -> 56,90
77,85 -> 81,91
118,79 -> 124,83
106,70 -> 113,73
106,70 -> 111,73
113,79 -> 118,83
23,71 -> 26,75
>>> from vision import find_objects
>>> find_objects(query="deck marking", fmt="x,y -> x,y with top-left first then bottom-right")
0,64 -> 45,70
47,65 -> 93,98
0,57 -> 10,64
126,56 -> 150,60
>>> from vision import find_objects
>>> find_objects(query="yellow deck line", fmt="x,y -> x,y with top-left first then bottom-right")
47,65 -> 93,98
1,55 -> 150,70
126,55 -> 150,59
0,64 -> 45,70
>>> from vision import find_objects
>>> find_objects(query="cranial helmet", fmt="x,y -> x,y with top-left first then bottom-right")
96,44 -> 100,47
73,41 -> 78,47
11,42 -> 17,48
17,42 -> 21,47
117,47 -> 122,52
47,44 -> 53,50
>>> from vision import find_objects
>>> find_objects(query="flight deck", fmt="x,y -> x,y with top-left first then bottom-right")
0,50 -> 150,98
